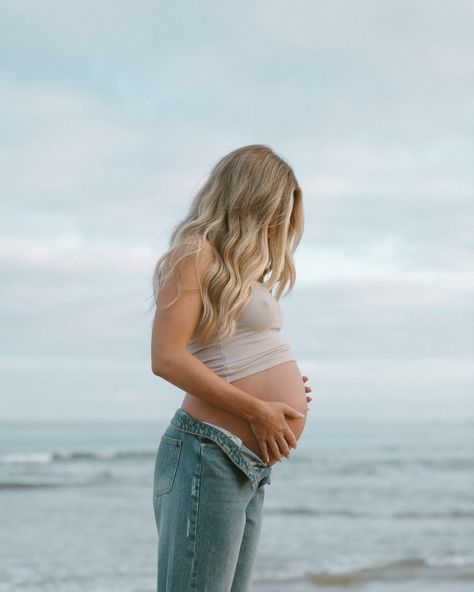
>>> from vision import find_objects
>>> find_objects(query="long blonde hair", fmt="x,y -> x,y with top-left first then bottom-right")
150,144 -> 304,344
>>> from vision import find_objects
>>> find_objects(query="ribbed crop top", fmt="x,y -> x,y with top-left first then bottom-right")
188,282 -> 296,382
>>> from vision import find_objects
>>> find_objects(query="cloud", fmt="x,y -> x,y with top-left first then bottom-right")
0,0 -> 472,419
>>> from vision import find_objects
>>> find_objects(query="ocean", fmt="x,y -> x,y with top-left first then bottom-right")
1,417 -> 473,592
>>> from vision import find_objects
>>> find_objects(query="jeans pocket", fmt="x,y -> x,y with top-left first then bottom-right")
153,435 -> 183,497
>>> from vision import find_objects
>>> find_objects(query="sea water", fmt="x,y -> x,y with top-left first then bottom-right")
1,418 -> 473,592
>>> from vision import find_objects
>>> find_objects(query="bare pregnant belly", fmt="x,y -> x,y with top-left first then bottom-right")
180,361 -> 308,467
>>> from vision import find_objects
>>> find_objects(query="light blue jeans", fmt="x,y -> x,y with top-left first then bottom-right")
152,408 -> 273,591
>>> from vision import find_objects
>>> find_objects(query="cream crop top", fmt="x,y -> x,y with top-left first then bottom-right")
188,282 -> 296,382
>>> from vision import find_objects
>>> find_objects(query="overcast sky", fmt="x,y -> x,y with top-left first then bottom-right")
1,1 -> 473,422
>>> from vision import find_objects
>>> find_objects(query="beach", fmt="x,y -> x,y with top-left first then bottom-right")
1,418 -> 473,591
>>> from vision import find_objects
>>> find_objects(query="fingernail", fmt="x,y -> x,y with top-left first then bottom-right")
298,412 -> 305,417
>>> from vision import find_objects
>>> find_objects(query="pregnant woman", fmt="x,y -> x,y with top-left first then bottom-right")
150,144 -> 312,591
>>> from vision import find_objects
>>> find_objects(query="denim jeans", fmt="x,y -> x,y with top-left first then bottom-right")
152,408 -> 273,591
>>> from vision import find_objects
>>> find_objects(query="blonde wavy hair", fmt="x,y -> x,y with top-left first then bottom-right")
150,144 -> 304,345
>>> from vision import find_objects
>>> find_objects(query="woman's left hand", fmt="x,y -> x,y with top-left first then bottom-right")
303,375 -> 312,409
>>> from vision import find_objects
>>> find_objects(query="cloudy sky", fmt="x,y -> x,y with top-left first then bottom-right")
1,1 -> 472,421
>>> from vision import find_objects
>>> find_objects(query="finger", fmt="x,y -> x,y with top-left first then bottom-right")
284,405 -> 306,418
269,439 -> 282,461
306,395 -> 312,402
302,375 -> 308,382
285,429 -> 298,449
258,441 -> 270,464
276,435 -> 291,458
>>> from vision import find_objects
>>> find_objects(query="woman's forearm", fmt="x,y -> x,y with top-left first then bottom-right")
152,352 -> 269,423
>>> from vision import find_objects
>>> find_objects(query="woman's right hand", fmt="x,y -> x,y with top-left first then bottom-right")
248,401 -> 305,464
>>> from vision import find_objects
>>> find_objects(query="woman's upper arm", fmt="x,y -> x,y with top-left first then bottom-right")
151,239 -> 215,373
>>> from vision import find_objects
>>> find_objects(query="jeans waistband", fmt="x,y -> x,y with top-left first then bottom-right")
170,408 -> 272,490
